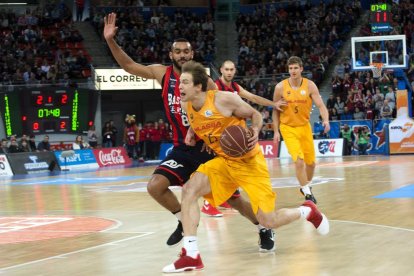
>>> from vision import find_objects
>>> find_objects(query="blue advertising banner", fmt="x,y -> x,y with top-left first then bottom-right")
54,149 -> 99,171
323,119 -> 391,155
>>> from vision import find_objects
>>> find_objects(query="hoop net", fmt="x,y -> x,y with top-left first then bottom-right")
370,62 -> 384,79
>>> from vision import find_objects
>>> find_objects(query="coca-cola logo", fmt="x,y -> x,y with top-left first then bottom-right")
99,149 -> 125,165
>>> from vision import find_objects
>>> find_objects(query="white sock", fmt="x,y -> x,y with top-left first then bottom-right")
175,211 -> 181,221
301,183 -> 311,195
299,206 -> 311,219
257,224 -> 266,231
183,236 -> 199,258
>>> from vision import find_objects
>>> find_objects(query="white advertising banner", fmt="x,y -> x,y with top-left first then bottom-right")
389,90 -> 414,154
94,69 -> 162,90
279,138 -> 344,158
0,154 -> 14,176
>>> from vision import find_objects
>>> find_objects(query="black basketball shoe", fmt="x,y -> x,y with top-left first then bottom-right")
258,228 -> 275,252
300,186 -> 317,204
166,221 -> 183,247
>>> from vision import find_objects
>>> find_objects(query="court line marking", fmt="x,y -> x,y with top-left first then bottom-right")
332,220 -> 414,232
0,233 -> 154,273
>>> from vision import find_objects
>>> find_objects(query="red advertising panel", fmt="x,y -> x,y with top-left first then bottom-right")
259,140 -> 279,158
93,147 -> 132,167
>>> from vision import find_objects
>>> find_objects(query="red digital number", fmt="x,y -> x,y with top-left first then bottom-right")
60,121 -> 66,129
47,96 -> 52,103
61,94 -> 68,104
36,95 -> 43,105
33,122 -> 39,130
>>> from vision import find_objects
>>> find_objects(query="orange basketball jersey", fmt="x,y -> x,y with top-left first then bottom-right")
187,90 -> 260,160
280,78 -> 313,127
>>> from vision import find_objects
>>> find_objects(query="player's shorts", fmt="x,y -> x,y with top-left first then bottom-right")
197,151 -> 276,214
154,141 -> 214,186
280,123 -> 315,165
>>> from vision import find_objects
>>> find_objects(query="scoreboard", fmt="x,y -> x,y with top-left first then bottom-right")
370,3 -> 392,33
0,87 -> 98,136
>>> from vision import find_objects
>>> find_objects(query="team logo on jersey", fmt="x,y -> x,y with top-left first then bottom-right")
300,90 -> 306,95
160,160 -> 184,169
204,110 -> 213,117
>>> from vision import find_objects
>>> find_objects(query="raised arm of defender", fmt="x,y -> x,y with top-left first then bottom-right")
103,13 -> 165,83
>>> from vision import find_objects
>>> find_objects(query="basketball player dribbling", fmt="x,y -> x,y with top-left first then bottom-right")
162,61 -> 330,273
103,13 -> 275,251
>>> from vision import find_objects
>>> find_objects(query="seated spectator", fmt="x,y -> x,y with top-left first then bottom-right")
1,138 -> 9,154
8,139 -> 22,153
20,140 -> 31,152
334,96 -> 345,116
380,99 -> 393,119
353,107 -> 365,120
72,135 -> 89,150
37,135 -> 51,151
326,94 -> 335,110
29,134 -> 37,151
384,86 -> 396,111
329,107 -> 339,121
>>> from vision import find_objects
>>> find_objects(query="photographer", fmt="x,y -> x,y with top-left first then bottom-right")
355,126 -> 371,155
339,124 -> 354,156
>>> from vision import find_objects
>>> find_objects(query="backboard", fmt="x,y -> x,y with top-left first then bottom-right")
351,35 -> 407,71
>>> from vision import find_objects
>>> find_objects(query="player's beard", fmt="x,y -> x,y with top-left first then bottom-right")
172,58 -> 190,71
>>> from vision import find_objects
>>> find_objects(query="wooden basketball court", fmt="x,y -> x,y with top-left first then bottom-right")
0,155 -> 413,275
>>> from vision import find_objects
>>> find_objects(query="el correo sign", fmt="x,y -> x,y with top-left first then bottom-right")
94,69 -> 162,90
94,68 -> 210,90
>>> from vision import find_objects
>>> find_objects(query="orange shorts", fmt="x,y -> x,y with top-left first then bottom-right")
280,123 -> 315,165
196,151 -> 276,214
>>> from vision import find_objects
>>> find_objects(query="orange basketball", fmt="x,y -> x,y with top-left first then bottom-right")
220,125 -> 252,157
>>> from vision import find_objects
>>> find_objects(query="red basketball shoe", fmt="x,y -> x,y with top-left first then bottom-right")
201,201 -> 223,217
302,200 -> 329,235
162,248 -> 204,273
219,201 -> 232,209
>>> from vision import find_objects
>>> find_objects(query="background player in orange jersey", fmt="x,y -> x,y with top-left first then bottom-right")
272,56 -> 330,204
162,61 -> 329,273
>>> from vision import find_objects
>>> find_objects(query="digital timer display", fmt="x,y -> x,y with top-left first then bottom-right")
0,87 -> 98,136
370,3 -> 389,12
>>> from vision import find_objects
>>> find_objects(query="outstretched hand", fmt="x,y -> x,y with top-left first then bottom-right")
274,97 -> 288,111
103,12 -> 118,41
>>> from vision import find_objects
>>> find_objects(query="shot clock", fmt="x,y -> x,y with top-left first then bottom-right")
370,3 -> 392,33
0,87 -> 98,136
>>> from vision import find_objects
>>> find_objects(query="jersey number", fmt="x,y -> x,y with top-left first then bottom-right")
294,106 -> 299,114
181,115 -> 190,126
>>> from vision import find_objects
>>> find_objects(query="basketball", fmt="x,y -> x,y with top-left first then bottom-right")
220,125 -> 252,157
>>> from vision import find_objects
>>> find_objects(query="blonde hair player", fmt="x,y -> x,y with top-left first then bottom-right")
162,61 -> 329,273
272,56 -> 330,203
103,13 -> 274,251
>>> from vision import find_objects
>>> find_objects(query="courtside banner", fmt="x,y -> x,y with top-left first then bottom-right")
54,149 -> 99,171
259,141 -> 278,158
0,154 -> 13,176
279,138 -> 344,158
8,152 -> 59,174
93,147 -> 131,167
389,90 -> 414,154
94,68 -> 162,90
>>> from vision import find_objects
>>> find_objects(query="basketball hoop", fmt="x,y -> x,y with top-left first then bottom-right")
370,62 -> 384,79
